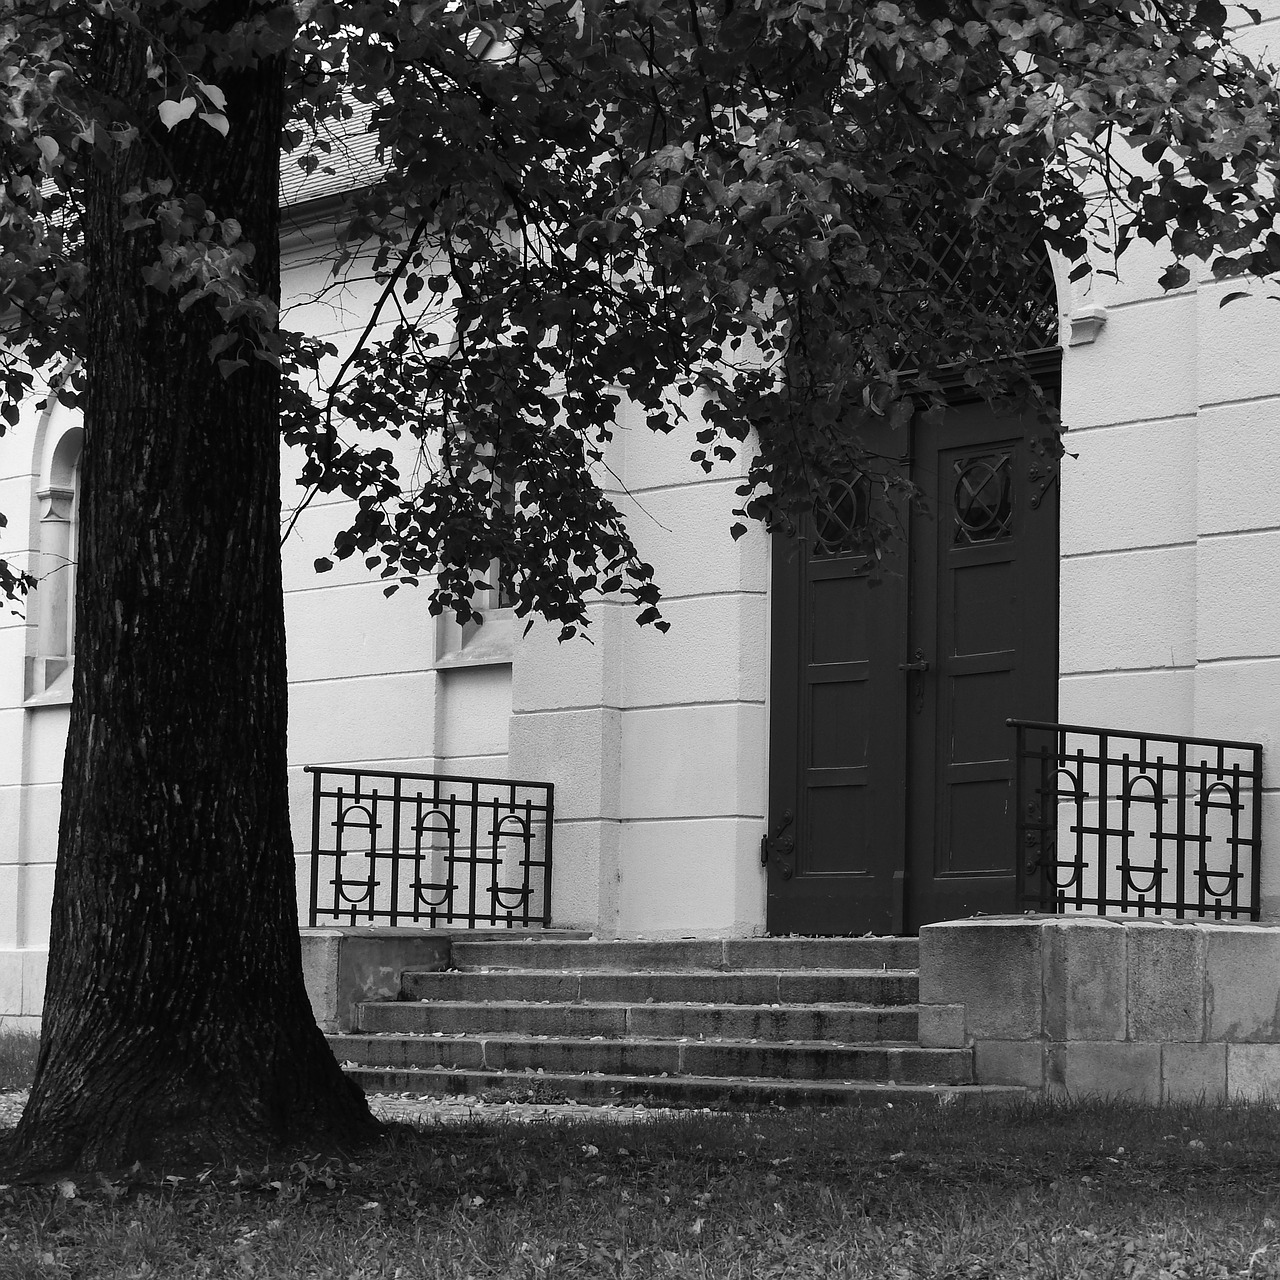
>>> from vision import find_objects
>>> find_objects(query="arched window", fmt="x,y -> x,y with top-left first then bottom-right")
27,406 -> 82,702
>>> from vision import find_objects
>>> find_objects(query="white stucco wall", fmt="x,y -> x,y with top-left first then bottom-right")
1058,151 -> 1280,916
508,397 -> 771,937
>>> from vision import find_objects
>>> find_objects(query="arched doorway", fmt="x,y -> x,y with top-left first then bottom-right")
765,248 -> 1061,937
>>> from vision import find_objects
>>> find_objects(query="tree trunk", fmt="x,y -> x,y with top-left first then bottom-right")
7,2 -> 378,1173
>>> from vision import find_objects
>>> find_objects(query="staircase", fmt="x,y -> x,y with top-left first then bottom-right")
329,936 -> 1019,1106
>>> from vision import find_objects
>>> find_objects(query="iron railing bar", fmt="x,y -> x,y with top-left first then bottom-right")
488,791 -> 500,927
543,784 -> 555,928
390,774 -> 403,928
468,781 -> 480,929
308,765 -> 322,927
1007,718 -> 1264,753
1118,749 -> 1131,915
1198,758 -> 1210,918
1098,732 -> 1109,916
1253,746 -> 1264,923
1176,741 -> 1188,920
445,788 -> 457,926
303,764 -> 555,792
1230,757 -> 1243,920
333,780 -> 347,924
520,794 -> 534,928
366,782 -> 379,925
1072,741 -> 1086,913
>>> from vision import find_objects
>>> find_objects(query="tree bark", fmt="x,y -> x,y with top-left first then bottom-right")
7,2 -> 378,1173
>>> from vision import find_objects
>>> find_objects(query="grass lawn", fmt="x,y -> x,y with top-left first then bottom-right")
0,1096 -> 1277,1278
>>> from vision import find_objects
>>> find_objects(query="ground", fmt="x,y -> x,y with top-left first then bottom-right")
0,1093 -> 1276,1278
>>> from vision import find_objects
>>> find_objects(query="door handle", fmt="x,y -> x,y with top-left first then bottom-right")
898,649 -> 930,673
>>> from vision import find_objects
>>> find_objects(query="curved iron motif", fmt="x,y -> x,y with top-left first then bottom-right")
409,803 -> 459,915
1196,779 -> 1245,903
486,812 -> 539,924
1045,853 -> 1087,892
335,801 -> 378,843
412,807 -> 458,841
331,802 -> 379,913
1116,773 -> 1167,898
492,812 -> 532,839
331,874 -> 376,908
813,475 -> 869,557
1041,765 -> 1087,894
1196,865 -> 1243,898
490,885 -> 535,910
1053,765 -> 1085,804
953,453 -> 1013,544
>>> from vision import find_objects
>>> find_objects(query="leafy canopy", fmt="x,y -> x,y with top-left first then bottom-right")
3,0 -> 1280,634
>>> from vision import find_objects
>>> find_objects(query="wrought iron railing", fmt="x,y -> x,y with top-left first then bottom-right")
306,766 -> 554,928
1009,720 -> 1263,921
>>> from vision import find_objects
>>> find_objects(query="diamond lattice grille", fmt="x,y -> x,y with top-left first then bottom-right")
890,213 -> 1059,371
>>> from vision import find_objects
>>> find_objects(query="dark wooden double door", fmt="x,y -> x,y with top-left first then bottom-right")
766,400 -> 1059,935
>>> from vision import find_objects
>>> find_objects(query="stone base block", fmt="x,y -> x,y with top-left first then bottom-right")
1161,1042 -> 1226,1103
1208,927 -> 1280,1042
300,928 -> 452,1033
1227,1043 -> 1280,1101
916,1004 -> 965,1048
918,917 -> 1045,1040
975,1040 -> 1044,1088
1127,921 -> 1206,1042
1045,918 -> 1126,1042
1045,1041 -> 1161,1102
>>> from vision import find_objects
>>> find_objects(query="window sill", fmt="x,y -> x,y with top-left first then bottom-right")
435,646 -> 514,670
436,607 -> 515,670
24,657 -> 74,707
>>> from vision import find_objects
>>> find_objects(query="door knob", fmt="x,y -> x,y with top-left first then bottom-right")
898,649 -> 930,673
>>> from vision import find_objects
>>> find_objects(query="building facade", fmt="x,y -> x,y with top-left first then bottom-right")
2,137 -> 1280,1029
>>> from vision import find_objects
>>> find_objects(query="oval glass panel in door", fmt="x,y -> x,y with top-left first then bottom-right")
813,474 -> 870,556
953,452 -> 1013,545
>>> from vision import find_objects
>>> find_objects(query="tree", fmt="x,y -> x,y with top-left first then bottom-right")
2,0 -> 1280,1172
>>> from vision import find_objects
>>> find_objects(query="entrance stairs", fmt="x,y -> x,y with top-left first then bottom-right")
329,936 -> 1017,1107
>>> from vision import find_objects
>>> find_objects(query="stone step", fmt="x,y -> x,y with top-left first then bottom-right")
400,968 -> 919,1006
341,1065 -> 1021,1108
331,1033 -> 972,1084
358,999 -> 922,1042
450,937 -> 920,972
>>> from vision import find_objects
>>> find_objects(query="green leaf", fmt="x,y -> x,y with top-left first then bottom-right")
198,112 -> 230,137
157,97 -> 197,130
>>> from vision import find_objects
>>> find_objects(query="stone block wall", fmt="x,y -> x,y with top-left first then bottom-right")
920,915 -> 1280,1102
